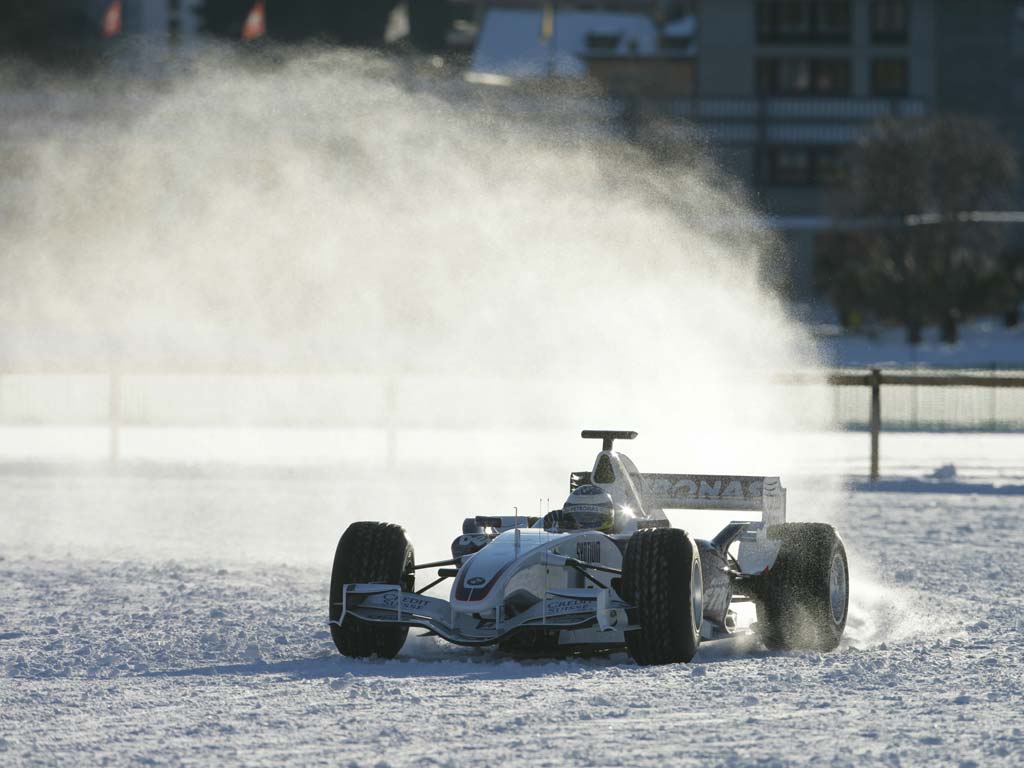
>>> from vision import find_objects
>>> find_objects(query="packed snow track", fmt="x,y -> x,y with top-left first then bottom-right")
0,465 -> 1021,766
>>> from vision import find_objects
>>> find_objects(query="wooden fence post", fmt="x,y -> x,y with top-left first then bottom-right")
990,364 -> 998,429
384,375 -> 397,470
869,368 -> 881,481
109,370 -> 121,465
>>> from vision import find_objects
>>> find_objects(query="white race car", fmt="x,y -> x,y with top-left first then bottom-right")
329,430 -> 848,665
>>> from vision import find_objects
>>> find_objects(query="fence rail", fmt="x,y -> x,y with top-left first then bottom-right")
783,368 -> 1024,479
1,368 -> 1023,477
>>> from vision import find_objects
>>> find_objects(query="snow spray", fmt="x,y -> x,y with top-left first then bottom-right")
0,49 -> 849,574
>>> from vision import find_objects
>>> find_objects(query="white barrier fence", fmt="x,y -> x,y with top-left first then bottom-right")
782,369 -> 1024,479
1,369 -> 1023,477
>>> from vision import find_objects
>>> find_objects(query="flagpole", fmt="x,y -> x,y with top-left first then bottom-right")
540,1 -> 555,77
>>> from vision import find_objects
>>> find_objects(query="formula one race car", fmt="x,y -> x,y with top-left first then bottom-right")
329,430 -> 848,665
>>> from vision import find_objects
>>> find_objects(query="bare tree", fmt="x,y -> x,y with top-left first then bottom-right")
995,248 -> 1024,327
408,0 -> 451,52
817,116 -> 1019,344
0,0 -> 102,67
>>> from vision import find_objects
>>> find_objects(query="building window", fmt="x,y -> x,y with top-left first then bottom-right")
1013,1 -> 1024,57
757,58 -> 851,96
759,146 -> 844,186
663,0 -> 698,21
769,147 -> 813,185
757,1 -> 851,43
814,147 -> 846,185
585,32 -> 621,52
816,1 -> 851,38
774,2 -> 812,38
871,0 -> 908,43
1013,80 -> 1024,109
813,59 -> 849,93
660,34 -> 692,51
871,58 -> 909,97
775,59 -> 812,92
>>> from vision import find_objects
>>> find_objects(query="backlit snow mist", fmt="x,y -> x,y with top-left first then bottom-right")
1,50 -> 829,461
3,52 -> 1013,768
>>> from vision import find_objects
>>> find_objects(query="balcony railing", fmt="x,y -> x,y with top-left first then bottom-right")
663,96 -> 927,121
618,95 -> 929,144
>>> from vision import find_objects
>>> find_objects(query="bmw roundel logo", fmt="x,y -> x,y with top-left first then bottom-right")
466,576 -> 486,586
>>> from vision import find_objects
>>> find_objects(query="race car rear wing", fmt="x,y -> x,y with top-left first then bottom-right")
571,471 -> 786,526
644,473 -> 786,526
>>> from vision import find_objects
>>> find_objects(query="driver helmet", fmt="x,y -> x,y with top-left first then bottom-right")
558,484 -> 615,532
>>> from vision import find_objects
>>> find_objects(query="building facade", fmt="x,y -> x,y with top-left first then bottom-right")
695,0 -> 935,289
79,0 -> 201,40
470,1 -> 1024,294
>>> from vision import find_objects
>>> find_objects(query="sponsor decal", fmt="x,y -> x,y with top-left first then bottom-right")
647,476 -> 763,500
576,540 -> 601,562
546,599 -> 594,615
381,593 -> 431,612
466,576 -> 486,586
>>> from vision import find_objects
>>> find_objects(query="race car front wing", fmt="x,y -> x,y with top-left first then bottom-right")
331,583 -> 634,647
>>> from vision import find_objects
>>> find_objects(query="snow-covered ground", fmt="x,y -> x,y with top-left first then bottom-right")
1,436 -> 1022,766
818,318 -> 1024,369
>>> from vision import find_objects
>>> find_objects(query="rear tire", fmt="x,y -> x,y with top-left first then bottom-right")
621,528 -> 703,665
329,521 -> 415,659
755,523 -> 848,652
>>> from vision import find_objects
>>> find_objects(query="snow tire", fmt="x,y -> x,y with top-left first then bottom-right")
622,528 -> 702,665
755,523 -> 848,652
329,521 -> 415,659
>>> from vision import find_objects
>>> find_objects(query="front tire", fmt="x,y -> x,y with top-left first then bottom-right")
329,521 -> 415,659
755,523 -> 848,652
622,528 -> 703,665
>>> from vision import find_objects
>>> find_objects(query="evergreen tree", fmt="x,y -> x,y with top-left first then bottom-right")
193,0 -> 256,39
408,0 -> 451,52
0,0 -> 100,65
193,0 -> 399,45
321,0 -> 398,45
995,248 -> 1024,327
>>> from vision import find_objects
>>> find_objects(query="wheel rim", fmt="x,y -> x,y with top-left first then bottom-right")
829,552 -> 847,625
691,558 -> 703,635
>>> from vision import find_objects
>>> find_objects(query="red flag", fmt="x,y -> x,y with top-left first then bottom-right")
241,2 -> 267,41
101,0 -> 122,38
540,2 -> 554,41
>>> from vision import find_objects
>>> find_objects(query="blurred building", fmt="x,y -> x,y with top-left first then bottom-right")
693,0 -> 931,291
79,0 -> 202,42
468,1 -> 1024,295
470,1 -> 695,85
704,0 -> 1024,292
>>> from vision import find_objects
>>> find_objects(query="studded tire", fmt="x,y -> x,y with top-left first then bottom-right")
755,523 -> 848,652
329,522 -> 415,659
621,528 -> 703,665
